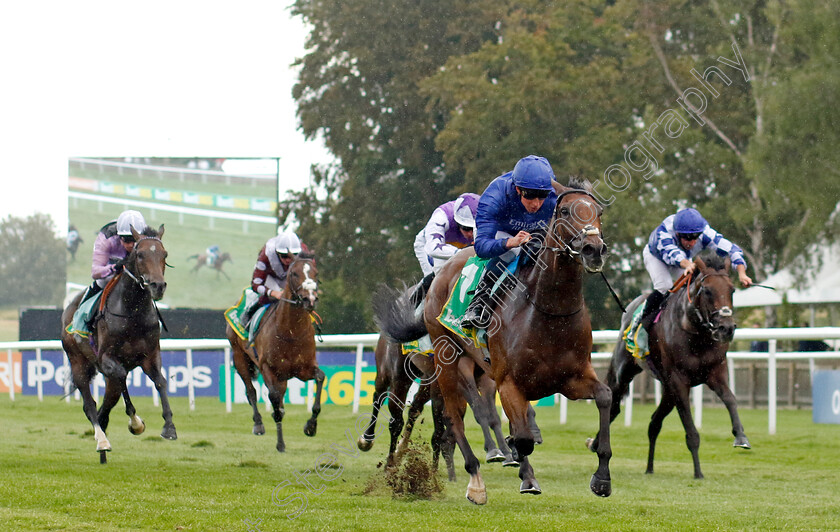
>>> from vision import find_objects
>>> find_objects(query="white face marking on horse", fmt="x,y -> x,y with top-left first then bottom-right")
301,263 -> 318,292
150,245 -> 156,252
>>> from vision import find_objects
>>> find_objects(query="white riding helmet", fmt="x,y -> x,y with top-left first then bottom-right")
453,193 -> 480,229
275,232 -> 302,254
116,210 -> 147,236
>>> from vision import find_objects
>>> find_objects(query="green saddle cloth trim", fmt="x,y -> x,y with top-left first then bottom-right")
623,301 -> 649,359
401,300 -> 434,356
66,291 -> 103,338
224,288 -> 265,342
437,256 -> 489,349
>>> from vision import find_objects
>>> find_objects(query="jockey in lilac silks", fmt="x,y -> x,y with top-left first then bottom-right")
413,193 -> 480,277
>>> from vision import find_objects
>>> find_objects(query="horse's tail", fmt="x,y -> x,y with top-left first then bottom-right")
372,284 -> 427,343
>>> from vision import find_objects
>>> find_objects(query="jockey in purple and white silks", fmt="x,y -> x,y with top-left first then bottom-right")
90,210 -> 148,292
461,155 -> 559,329
413,193 -> 480,276
633,207 -> 753,353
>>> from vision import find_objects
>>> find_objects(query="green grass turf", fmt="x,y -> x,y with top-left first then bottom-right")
1,395 -> 838,531
68,197 -> 273,309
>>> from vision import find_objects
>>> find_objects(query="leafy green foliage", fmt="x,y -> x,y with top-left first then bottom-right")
0,214 -> 64,306
288,0 -> 840,329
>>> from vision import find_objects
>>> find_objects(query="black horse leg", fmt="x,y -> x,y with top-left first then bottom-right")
645,391 -> 675,475
72,358 -> 111,452
121,387 -> 146,435
384,383 -> 408,469
96,356 -> 128,434
303,367 -> 325,437
142,355 -> 177,440
358,373 -> 391,452
670,382 -> 704,479
475,372 -> 514,463
707,366 -> 751,449
430,382 -> 457,481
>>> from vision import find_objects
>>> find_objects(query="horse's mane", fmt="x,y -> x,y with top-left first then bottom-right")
566,176 -> 590,191
696,253 -> 727,272
140,226 -> 159,238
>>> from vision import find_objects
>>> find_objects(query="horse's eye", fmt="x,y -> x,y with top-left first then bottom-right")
560,207 -> 570,216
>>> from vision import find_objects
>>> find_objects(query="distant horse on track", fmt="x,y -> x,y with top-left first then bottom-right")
226,255 -> 323,452
588,255 -> 749,479
188,252 -> 233,279
61,225 -> 175,463
376,179 -> 612,504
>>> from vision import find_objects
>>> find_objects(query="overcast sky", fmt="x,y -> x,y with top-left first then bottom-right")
0,2 -> 330,233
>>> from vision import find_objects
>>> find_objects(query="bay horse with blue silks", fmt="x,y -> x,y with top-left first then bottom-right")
375,179 -> 612,504
588,254 -> 750,479
60,224 -> 174,462
226,255 -> 324,452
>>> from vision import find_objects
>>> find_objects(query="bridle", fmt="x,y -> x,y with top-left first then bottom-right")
672,270 -> 734,337
541,190 -> 604,259
122,236 -> 164,292
277,258 -> 318,308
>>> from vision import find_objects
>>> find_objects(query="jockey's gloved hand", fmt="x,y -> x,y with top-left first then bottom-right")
113,258 -> 127,273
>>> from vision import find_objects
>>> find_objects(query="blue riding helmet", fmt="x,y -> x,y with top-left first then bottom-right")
512,155 -> 555,191
673,208 -> 707,234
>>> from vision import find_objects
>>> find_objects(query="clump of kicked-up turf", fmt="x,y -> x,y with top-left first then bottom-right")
382,429 -> 444,500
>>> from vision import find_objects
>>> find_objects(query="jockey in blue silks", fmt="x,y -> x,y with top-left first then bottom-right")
633,207 -> 753,353
460,155 -> 559,329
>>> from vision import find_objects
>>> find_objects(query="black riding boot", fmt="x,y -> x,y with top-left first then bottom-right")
80,282 -> 102,304
460,276 -> 493,330
409,272 -> 436,307
639,290 -> 667,332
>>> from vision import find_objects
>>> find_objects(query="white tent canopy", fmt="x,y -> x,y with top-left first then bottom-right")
735,243 -> 840,308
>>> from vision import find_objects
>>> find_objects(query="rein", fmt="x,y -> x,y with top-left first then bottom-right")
102,235 -> 169,331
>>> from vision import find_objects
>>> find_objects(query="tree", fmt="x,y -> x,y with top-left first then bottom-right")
0,214 -> 65,307
287,0 -> 506,331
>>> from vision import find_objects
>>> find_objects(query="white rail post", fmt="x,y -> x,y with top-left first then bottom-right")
624,381 -> 634,427
728,358 -> 736,396
654,380 -> 661,405
224,347 -> 232,413
352,343 -> 366,414
692,386 -> 703,428
186,348 -> 195,411
36,348 -> 43,402
559,394 -> 568,424
768,339 -> 777,435
7,349 -> 14,401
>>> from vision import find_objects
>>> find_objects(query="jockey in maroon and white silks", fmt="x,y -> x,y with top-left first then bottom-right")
251,232 -> 306,305
413,193 -> 479,276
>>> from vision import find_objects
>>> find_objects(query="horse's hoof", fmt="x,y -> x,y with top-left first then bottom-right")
466,487 -> 487,505
276,444 -> 286,453
96,443 -> 112,452
519,479 -> 542,495
585,437 -> 597,452
502,457 -> 519,468
590,474 -> 611,497
357,437 -> 374,452
733,437 -> 751,449
303,420 -> 317,437
161,427 -> 177,440
128,419 -> 146,436
485,448 -> 505,463
253,424 -> 265,436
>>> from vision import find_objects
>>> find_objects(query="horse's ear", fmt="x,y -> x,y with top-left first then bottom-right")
157,224 -> 165,239
130,225 -> 141,241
